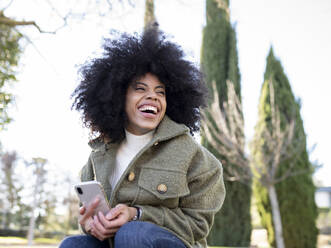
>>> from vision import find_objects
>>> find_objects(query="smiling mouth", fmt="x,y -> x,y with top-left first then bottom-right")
138,105 -> 158,115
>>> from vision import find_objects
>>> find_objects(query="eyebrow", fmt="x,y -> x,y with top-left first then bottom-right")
134,81 -> 165,90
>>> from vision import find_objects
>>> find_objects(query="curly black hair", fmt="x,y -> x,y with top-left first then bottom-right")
72,27 -> 208,143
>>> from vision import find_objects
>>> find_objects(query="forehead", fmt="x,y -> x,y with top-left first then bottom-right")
131,73 -> 165,88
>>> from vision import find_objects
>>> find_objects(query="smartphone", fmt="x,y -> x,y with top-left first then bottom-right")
74,181 -> 111,216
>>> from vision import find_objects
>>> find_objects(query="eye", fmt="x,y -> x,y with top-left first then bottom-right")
135,87 -> 145,91
157,91 -> 165,96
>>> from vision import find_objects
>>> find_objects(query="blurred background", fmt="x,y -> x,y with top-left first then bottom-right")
0,0 -> 330,247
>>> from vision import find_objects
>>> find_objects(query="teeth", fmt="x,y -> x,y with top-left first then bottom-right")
139,105 -> 157,114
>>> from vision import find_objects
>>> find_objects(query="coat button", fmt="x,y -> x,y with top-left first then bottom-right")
157,184 -> 167,194
128,172 -> 135,182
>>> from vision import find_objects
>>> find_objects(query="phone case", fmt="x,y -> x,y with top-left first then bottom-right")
74,181 -> 111,216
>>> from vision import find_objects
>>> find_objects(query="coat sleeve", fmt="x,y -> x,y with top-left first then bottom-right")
78,154 -> 95,234
136,147 -> 226,246
80,154 -> 95,182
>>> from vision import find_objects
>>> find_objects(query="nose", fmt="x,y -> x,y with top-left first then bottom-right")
146,91 -> 158,101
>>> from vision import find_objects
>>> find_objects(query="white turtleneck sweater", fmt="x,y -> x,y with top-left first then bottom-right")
109,129 -> 154,188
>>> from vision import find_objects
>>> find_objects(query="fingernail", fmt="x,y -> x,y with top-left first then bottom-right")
106,212 -> 112,219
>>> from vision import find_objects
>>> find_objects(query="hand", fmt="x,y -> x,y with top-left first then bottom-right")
90,204 -> 137,241
78,197 -> 100,234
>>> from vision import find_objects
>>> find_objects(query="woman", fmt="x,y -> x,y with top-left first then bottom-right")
60,27 -> 225,248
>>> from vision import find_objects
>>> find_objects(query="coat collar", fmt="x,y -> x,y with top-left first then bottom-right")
88,115 -> 189,152
152,115 -> 189,143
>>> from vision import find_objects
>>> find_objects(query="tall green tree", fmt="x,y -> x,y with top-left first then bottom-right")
200,0 -> 251,246
252,48 -> 318,248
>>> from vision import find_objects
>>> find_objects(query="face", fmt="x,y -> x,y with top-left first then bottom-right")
125,73 -> 167,135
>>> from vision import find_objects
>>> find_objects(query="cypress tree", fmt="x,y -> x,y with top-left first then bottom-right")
201,0 -> 251,246
252,48 -> 318,248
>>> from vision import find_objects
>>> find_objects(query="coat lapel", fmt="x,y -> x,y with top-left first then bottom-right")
90,142 -> 120,199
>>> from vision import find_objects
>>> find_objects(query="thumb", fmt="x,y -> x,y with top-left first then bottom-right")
106,205 -> 122,220
79,206 -> 86,215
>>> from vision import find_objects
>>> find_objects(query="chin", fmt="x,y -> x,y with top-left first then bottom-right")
140,123 -> 158,132
136,122 -> 160,134
127,115 -> 164,135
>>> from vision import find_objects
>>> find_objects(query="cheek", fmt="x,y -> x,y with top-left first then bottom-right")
125,94 -> 136,110
162,100 -> 167,114
125,100 -> 135,119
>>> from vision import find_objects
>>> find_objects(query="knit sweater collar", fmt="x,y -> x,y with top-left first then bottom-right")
124,129 -> 154,150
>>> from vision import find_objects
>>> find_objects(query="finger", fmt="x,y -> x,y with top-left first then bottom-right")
79,206 -> 86,215
98,211 -> 114,229
95,212 -> 120,235
99,211 -> 127,230
105,208 -> 119,220
89,197 -> 101,211
91,228 -> 105,241
81,197 -> 100,222
94,214 -> 116,238
106,227 -> 120,235
91,220 -> 105,241
95,227 -> 119,237
91,216 -> 113,241
106,204 -> 125,220
84,217 -> 93,233
93,215 -> 109,235
106,213 -> 128,228
109,227 -> 120,235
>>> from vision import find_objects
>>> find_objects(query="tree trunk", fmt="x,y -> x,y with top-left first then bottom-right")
27,208 -> 36,246
268,184 -> 285,248
27,171 -> 41,246
144,0 -> 155,28
1,210 -> 7,228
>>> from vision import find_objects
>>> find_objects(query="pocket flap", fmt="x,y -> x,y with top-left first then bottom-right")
138,167 -> 190,200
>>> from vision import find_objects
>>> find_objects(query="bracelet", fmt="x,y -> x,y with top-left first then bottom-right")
132,206 -> 141,221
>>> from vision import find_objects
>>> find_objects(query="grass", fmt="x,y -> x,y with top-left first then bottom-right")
0,236 -> 60,247
33,238 -> 60,244
0,237 -> 254,248
0,236 -> 26,244
1,232 -> 330,248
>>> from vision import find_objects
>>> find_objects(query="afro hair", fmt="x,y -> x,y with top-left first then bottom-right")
72,27 -> 208,143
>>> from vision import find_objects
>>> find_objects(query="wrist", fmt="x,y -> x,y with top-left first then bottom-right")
130,206 -> 141,221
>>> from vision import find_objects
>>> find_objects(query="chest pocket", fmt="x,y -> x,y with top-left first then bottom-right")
137,167 -> 190,207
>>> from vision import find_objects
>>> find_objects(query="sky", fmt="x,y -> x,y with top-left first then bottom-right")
1,0 -> 330,186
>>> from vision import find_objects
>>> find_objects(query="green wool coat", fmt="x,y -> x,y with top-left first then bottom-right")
80,116 -> 226,248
